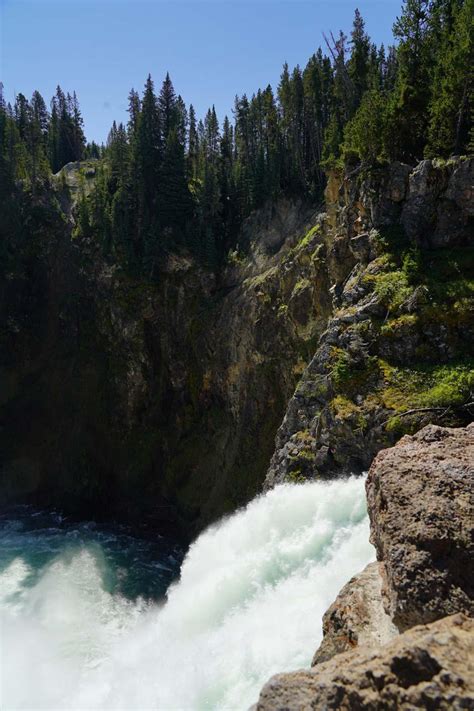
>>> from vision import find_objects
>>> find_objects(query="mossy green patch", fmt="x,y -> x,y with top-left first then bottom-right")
291,278 -> 311,298
330,348 -> 380,397
331,395 -> 368,431
380,313 -> 419,338
380,359 -> 474,412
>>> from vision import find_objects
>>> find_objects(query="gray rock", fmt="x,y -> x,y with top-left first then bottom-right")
401,157 -> 474,247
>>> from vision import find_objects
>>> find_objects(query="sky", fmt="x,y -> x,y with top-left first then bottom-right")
1,0 -> 403,144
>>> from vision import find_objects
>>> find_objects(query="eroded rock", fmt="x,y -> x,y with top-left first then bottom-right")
255,614 -> 474,710
312,562 -> 397,665
366,423 -> 474,631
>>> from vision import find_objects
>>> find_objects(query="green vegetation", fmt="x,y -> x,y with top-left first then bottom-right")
292,278 -> 311,298
296,225 -> 320,251
381,360 -> 474,411
331,396 -> 368,430
2,2 -> 471,280
330,227 -> 474,433
341,0 -> 473,164
330,348 -> 380,397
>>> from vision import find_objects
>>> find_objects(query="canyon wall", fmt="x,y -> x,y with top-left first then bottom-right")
1,157 -> 472,536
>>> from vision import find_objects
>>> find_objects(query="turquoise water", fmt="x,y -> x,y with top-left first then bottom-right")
0,506 -> 184,601
0,478 -> 374,710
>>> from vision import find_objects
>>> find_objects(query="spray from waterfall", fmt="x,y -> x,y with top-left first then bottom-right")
0,476 -> 374,710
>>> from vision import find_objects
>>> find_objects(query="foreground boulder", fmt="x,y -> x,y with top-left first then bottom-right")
312,562 -> 397,665
256,614 -> 474,710
366,423 -> 474,631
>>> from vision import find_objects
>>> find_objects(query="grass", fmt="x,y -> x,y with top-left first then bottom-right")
380,359 -> 474,412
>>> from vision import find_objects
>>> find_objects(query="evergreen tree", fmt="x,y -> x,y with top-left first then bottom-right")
187,104 -> 199,180
158,72 -> 178,143
160,126 -> 193,238
127,89 -> 141,139
426,0 -> 473,156
71,91 -> 85,160
348,9 -> 371,110
386,0 -> 432,161
134,74 -> 162,233
342,88 -> 387,163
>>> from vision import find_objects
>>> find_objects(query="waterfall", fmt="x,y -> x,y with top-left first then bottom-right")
0,476 -> 374,710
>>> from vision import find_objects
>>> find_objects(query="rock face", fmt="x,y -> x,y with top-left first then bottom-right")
256,614 -> 474,711
0,180 -> 332,534
401,158 -> 474,247
265,157 -> 474,490
366,423 -> 474,631
312,562 -> 397,665
2,157 -> 472,536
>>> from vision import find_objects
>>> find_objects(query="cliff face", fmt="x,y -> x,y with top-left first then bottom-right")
265,157 -> 473,489
0,179 -> 335,533
1,157 -> 472,535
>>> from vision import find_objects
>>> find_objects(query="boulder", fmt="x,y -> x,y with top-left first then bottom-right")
312,562 -> 397,665
255,614 -> 474,711
366,423 -> 474,631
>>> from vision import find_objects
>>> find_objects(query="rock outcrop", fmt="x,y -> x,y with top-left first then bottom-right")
265,157 -> 474,490
256,423 -> 474,710
0,183 -> 333,534
312,562 -> 397,665
256,614 -> 474,711
2,157 -> 472,537
366,423 -> 474,631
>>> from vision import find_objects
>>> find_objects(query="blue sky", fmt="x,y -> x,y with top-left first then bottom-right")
1,0 -> 403,143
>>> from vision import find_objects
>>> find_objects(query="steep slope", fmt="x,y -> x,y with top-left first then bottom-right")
1,157 -> 472,536
266,157 -> 473,488
0,176 -> 333,534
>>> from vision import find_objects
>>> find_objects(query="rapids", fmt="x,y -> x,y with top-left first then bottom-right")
0,477 -> 374,710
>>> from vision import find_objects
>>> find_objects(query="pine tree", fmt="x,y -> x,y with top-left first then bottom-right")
127,89 -> 141,139
107,121 -> 129,190
31,91 -> 49,142
135,74 -> 162,224
48,100 -> 60,172
348,9 -> 371,110
386,0 -> 432,161
262,85 -> 281,198
322,32 -> 350,160
187,104 -> 199,180
14,93 -> 30,140
342,88 -> 387,163
160,126 -> 193,238
71,91 -> 85,160
426,0 -> 473,156
158,72 -> 178,144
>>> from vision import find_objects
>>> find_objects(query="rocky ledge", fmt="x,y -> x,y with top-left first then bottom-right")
255,424 -> 474,709
257,614 -> 474,711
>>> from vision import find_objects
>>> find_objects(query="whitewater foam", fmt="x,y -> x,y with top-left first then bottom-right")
0,477 -> 374,710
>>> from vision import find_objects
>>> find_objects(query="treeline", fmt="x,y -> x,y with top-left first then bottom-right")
0,84 -> 102,185
342,0 -> 473,164
1,0 -> 472,274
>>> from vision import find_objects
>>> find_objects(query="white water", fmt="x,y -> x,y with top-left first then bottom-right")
0,477 -> 374,710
